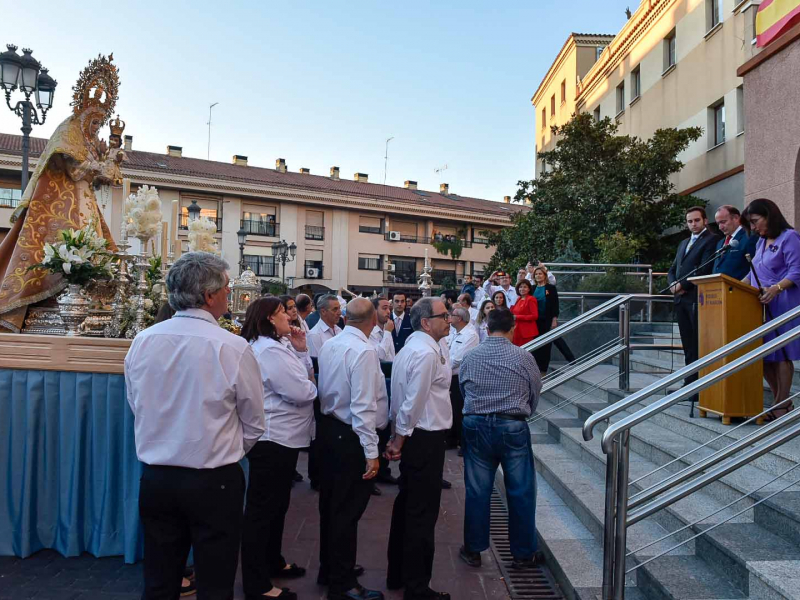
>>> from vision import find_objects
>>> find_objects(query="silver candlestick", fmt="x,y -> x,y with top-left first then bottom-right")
104,222 -> 133,338
125,235 -> 153,339
419,249 -> 433,297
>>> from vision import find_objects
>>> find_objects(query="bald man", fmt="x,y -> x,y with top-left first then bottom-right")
317,298 -> 388,599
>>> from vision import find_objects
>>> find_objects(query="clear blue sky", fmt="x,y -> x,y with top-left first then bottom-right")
0,1 -> 632,201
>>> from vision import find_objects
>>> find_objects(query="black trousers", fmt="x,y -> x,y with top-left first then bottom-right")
533,318 -> 553,373
553,337 -> 576,363
387,429 -> 447,595
318,416 -> 374,594
447,375 -> 464,448
307,397 -> 322,485
675,299 -> 700,400
139,462 -> 245,600
241,441 -> 300,596
378,425 -> 392,478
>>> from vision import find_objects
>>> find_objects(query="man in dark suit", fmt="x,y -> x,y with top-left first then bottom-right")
668,206 -> 720,406
712,205 -> 758,280
390,292 -> 414,354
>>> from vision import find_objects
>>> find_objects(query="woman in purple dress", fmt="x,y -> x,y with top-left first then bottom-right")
742,198 -> 800,420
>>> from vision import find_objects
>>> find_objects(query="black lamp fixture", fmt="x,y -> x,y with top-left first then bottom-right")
271,239 -> 297,284
187,199 -> 201,223
0,44 -> 57,194
236,226 -> 247,272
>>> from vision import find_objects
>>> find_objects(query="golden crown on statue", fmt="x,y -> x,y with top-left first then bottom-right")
71,53 -> 120,124
109,115 -> 126,137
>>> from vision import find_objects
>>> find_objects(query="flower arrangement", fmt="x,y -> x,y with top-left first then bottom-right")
218,316 -> 241,335
123,185 -> 163,240
188,217 -> 219,254
28,224 -> 115,286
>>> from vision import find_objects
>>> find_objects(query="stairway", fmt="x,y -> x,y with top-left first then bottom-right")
530,339 -> 800,600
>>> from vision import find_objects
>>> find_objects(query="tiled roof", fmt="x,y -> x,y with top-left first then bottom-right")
0,133 -> 525,219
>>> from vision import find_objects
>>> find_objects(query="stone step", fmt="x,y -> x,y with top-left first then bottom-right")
747,560 -> 800,600
535,380 -> 800,598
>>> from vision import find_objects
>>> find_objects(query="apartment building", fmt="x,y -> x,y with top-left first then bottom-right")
534,0 -> 764,215
0,133 -> 522,295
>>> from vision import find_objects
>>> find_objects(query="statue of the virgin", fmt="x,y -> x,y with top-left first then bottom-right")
0,54 -> 122,332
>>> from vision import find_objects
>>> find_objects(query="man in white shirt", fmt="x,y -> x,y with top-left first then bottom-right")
296,293 -> 314,332
457,293 -> 479,323
385,298 -> 453,600
472,274 -> 486,306
445,307 -> 480,453
125,252 -> 265,599
482,271 -> 518,307
370,296 -> 399,487
317,298 -> 387,600
308,294 -> 343,359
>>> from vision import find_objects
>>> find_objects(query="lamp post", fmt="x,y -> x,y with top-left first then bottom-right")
0,45 -> 57,194
186,199 -> 201,224
271,239 -> 296,285
236,226 -> 247,273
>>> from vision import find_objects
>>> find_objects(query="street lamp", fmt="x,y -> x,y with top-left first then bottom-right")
236,226 -> 247,272
271,239 -> 296,285
187,199 -> 201,223
0,45 -> 57,194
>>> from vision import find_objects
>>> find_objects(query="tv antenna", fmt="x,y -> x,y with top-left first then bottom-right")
434,163 -> 449,176
207,102 -> 219,160
384,137 -> 394,184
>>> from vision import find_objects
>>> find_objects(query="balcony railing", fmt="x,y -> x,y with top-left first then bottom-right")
432,269 -> 457,285
385,270 -> 418,284
0,188 -> 22,209
304,261 -> 324,279
242,255 -> 276,277
305,225 -> 324,240
472,236 -> 490,245
241,219 -> 279,237
384,233 -> 431,244
179,214 -> 223,232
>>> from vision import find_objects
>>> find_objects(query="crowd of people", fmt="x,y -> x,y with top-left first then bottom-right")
125,256 -> 544,600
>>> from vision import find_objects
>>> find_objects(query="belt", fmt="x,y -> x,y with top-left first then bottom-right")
464,413 -> 527,422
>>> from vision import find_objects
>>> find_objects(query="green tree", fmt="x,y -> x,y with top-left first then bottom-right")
487,113 -> 704,272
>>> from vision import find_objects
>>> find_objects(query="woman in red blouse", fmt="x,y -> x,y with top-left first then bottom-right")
511,279 -> 539,346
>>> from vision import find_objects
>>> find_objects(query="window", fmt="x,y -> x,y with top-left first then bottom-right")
708,100 -> 725,148
616,82 -> 625,115
631,65 -> 641,101
390,258 -> 417,284
359,215 -> 383,234
241,204 -> 277,236
305,210 -> 324,240
358,254 -> 382,270
305,249 -> 323,279
596,46 -> 604,61
664,29 -> 677,72
392,220 -> 419,242
736,86 -> 745,134
593,106 -> 601,122
242,255 -> 276,277
707,0 -> 722,31
560,79 -> 566,104
0,187 -> 22,208
550,94 -> 556,117
180,195 -> 222,231
541,108 -> 546,130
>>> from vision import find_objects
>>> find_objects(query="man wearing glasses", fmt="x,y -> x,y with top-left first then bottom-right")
385,298 -> 453,600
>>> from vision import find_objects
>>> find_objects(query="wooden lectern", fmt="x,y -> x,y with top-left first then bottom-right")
688,274 -> 764,425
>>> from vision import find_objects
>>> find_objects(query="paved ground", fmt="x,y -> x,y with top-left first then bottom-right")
0,449 -> 511,599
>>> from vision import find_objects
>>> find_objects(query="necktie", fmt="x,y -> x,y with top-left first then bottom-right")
724,235 -> 732,246
685,236 -> 697,255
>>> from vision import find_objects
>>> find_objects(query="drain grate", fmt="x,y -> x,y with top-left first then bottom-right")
489,489 -> 563,600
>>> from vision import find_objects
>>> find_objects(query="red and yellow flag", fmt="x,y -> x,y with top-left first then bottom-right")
757,0 -> 800,47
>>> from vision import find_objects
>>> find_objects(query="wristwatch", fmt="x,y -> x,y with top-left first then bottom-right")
776,283 -> 784,293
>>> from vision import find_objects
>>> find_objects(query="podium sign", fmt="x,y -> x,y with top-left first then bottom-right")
689,274 -> 764,425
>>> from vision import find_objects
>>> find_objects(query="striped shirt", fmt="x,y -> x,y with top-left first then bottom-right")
458,336 -> 542,417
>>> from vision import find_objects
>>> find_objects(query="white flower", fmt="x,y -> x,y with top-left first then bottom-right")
42,244 -> 55,265
143,299 -> 154,310
62,262 -> 72,274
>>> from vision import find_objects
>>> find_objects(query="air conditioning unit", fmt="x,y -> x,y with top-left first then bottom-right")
387,264 -> 396,272
306,267 -> 320,278
388,231 -> 401,241
456,277 -> 465,286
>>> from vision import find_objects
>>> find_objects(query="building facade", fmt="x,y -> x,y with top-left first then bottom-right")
0,133 -> 522,296
534,0 -> 764,215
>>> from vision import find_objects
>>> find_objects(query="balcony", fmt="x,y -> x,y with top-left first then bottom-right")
304,260 -> 324,279
241,219 -> 279,237
179,214 -> 223,232
472,236 -> 491,246
242,255 -> 276,277
384,233 -> 431,244
305,226 -> 324,241
432,269 -> 457,285
0,188 -> 22,209
385,269 -> 418,285
359,225 -> 383,234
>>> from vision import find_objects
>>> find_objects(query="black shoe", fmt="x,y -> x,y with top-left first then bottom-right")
183,567 -> 195,581
328,585 -> 384,600
376,472 -> 398,485
441,479 -> 452,490
245,589 -> 297,600
371,483 -> 382,496
272,563 -> 306,579
459,545 -> 481,567
404,589 -> 450,600
317,565 -> 366,586
386,577 -> 404,590
511,552 -> 544,569
180,578 -> 196,597
293,470 -> 304,482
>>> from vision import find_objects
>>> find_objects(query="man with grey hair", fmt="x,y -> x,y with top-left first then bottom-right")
445,306 -> 480,452
386,297 -> 453,600
317,298 -> 387,600
125,252 -> 265,599
308,293 -> 343,359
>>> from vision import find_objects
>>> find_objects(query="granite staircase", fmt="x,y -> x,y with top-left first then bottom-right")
529,335 -> 800,600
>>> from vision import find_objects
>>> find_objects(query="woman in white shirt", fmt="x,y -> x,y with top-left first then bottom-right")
475,299 -> 496,342
240,297 -> 317,600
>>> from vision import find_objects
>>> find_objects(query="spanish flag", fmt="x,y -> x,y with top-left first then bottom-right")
756,0 -> 800,47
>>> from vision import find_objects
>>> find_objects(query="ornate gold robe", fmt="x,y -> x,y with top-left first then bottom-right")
0,114 -> 117,333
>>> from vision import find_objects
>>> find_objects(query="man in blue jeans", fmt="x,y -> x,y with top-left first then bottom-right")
457,308 -> 543,569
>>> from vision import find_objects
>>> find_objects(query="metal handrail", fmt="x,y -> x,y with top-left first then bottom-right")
583,302 -> 800,445
542,343 -> 627,393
